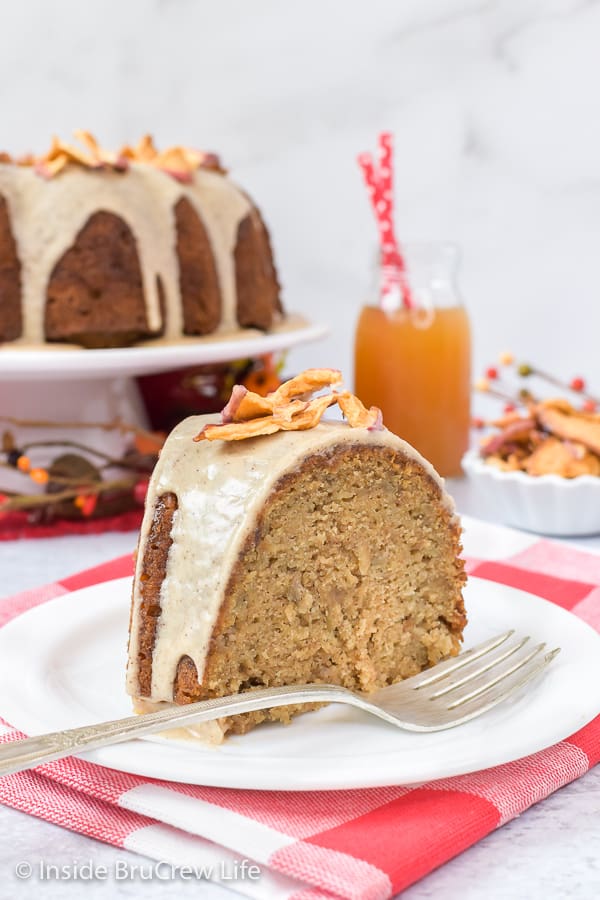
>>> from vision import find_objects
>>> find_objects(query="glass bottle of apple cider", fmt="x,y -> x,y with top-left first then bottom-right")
354,243 -> 471,477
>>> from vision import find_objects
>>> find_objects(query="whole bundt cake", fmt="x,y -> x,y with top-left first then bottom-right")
0,133 -> 282,348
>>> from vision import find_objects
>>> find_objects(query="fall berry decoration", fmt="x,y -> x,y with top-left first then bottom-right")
513,362 -> 600,405
242,354 -> 283,396
134,431 -> 167,456
499,352 -> 514,366
6,449 -> 21,468
473,375 -> 525,408
518,387 -> 536,403
74,494 -> 98,518
0,418 -> 162,521
474,355 -> 600,421
16,454 -> 31,473
29,468 -> 49,485
4,449 -> 50,483
472,360 -> 549,420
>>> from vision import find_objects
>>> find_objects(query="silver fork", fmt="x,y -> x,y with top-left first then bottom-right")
0,630 -> 559,777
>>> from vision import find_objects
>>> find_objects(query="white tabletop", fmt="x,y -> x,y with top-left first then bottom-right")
1,480 -> 599,900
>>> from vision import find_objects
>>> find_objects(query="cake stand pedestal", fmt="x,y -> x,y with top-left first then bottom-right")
0,319 -> 328,484
0,377 -> 149,487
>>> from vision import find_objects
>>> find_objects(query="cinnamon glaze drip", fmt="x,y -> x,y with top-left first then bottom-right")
126,418 -> 456,703
0,163 -> 282,347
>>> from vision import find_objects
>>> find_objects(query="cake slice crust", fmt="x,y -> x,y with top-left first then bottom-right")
132,439 -> 466,737
0,194 -> 22,341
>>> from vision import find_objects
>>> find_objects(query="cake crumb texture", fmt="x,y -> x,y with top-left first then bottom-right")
143,445 -> 468,736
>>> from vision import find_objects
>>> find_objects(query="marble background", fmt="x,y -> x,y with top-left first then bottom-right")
2,0 -> 600,403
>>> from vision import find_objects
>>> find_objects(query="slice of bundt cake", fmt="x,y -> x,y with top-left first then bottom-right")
126,369 -> 466,740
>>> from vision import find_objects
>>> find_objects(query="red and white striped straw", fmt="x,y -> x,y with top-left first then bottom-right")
358,133 -> 413,309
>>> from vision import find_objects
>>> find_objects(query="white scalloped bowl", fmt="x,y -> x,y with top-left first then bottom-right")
462,449 -> 600,536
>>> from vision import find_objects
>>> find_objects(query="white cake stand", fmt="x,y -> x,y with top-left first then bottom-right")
0,316 -> 328,473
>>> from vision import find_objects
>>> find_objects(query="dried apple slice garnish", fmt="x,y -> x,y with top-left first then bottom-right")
196,416 -> 282,442
6,132 -> 224,180
272,399 -> 310,424
222,386 -> 275,423
193,369 -> 383,442
271,368 -> 342,403
337,392 -> 383,431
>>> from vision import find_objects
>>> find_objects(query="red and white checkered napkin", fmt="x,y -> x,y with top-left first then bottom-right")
1,516 -> 600,899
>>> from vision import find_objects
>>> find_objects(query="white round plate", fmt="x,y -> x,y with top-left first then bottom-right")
0,316 -> 328,381
1,575 -> 599,790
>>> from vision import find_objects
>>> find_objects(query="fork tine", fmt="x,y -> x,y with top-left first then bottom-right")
371,645 -> 560,732
447,644 -> 558,709
408,630 -> 515,690
440,648 -> 561,726
426,635 -> 532,700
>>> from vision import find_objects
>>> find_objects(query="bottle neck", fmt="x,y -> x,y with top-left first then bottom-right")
372,242 -> 462,310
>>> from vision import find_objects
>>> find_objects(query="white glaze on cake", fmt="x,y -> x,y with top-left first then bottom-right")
0,163 -> 253,344
126,417 -> 456,703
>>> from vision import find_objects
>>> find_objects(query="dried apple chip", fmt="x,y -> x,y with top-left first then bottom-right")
272,368 -> 342,403
194,416 -> 281,442
193,370 -> 384,443
338,392 -> 383,431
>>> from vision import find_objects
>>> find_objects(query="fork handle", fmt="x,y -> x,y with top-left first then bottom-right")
0,683 -> 353,777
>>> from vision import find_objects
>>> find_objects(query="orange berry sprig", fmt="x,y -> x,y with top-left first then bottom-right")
514,362 -> 599,412
498,351 -> 514,366
0,432 -> 157,520
472,354 -> 544,429
0,477 -> 148,516
473,370 -> 530,414
474,376 -> 519,407
488,356 -> 539,402
472,352 -> 600,435
74,494 -> 98,517
473,352 -> 600,427
4,449 -> 50,486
